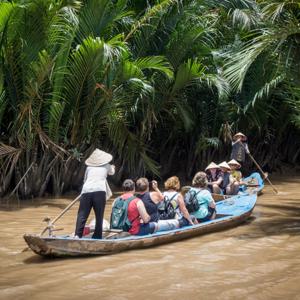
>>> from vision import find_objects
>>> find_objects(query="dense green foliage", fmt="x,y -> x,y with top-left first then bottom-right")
1,0 -> 300,198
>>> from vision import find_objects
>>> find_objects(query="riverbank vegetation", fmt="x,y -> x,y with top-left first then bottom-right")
1,0 -> 300,198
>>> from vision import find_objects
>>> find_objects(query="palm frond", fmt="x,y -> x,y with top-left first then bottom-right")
224,31 -> 273,91
78,0 -> 133,41
262,1 -> 298,22
125,0 -> 180,42
134,56 -> 173,79
251,75 -> 284,107
232,8 -> 260,30
171,59 -> 206,94
0,143 -> 21,158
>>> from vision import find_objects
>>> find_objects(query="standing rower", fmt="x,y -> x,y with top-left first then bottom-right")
231,132 -> 250,165
74,149 -> 115,239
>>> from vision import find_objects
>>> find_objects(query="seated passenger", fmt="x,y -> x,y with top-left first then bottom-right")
136,178 -> 179,231
205,162 -> 223,194
218,161 -> 239,195
121,179 -> 156,236
135,177 -> 164,222
190,172 -> 216,222
163,176 -> 196,227
228,159 -> 242,180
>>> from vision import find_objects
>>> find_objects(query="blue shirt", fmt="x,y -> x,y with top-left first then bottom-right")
190,188 -> 214,219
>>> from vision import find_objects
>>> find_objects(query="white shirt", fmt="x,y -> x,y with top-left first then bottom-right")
81,164 -> 115,199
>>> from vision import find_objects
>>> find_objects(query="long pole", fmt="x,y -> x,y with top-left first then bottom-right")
246,151 -> 278,194
226,123 -> 278,194
39,195 -> 81,236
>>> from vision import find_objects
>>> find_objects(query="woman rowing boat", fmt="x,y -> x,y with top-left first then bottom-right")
231,132 -> 250,165
74,149 -> 115,239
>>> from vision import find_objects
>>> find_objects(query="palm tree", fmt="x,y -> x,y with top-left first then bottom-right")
0,0 -> 175,197
1,0 -> 300,198
221,0 -> 300,168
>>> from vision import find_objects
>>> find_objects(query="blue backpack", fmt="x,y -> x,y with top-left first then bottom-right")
110,196 -> 137,231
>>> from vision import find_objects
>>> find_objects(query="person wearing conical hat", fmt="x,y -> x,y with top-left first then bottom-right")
74,149 -> 115,239
228,159 -> 242,180
231,132 -> 250,164
228,159 -> 243,194
219,161 -> 239,195
205,162 -> 223,194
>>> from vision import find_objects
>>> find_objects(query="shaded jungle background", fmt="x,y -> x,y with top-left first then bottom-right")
1,0 -> 300,198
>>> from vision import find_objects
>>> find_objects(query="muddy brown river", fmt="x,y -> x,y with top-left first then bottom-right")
1,176 -> 300,300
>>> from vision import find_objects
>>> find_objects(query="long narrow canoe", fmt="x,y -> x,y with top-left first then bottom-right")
24,192 -> 258,257
241,172 -> 264,195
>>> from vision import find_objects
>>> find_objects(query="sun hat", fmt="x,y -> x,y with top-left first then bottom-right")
228,159 -> 241,169
233,132 -> 247,141
85,149 -> 113,167
205,162 -> 220,171
218,161 -> 231,171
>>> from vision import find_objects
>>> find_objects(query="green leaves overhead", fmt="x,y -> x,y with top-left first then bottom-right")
1,0 -> 300,198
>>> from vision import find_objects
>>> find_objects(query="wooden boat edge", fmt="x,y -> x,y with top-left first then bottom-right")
23,196 -> 256,257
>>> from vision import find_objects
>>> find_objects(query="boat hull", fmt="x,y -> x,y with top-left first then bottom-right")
24,193 -> 257,257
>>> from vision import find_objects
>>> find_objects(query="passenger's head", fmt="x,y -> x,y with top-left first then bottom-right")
228,159 -> 241,170
205,162 -> 220,175
122,179 -> 135,192
218,161 -> 231,173
136,177 -> 149,193
192,172 -> 208,188
164,176 -> 180,191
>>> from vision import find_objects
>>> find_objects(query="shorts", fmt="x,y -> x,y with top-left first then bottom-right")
137,223 -> 156,235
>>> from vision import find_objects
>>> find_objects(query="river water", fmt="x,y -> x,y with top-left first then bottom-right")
1,176 -> 300,300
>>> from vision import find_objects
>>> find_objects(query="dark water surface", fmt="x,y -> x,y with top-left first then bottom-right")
1,177 -> 300,300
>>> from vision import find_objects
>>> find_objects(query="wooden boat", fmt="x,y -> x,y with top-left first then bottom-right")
23,174 -> 264,257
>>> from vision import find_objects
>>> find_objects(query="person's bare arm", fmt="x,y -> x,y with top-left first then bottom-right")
108,164 -> 115,176
150,180 -> 164,202
232,138 -> 241,145
210,176 -> 222,186
244,143 -> 250,154
229,175 -> 236,184
83,169 -> 88,183
208,195 -> 216,209
177,194 -> 194,225
137,200 -> 151,223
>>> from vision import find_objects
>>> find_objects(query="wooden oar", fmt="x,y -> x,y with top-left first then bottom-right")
39,195 -> 81,236
246,152 -> 278,194
225,124 -> 278,194
22,195 -> 81,252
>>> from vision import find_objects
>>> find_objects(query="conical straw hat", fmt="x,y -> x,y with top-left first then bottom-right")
205,162 -> 220,171
228,159 -> 241,169
233,132 -> 247,140
85,149 -> 113,167
218,161 -> 231,171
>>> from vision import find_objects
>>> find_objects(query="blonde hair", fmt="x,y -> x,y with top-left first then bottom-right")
136,177 -> 149,192
192,172 -> 208,188
164,176 -> 180,191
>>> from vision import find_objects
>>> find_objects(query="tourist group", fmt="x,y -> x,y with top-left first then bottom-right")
74,132 -> 249,239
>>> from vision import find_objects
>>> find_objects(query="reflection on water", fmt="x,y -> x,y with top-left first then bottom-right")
1,176 -> 300,300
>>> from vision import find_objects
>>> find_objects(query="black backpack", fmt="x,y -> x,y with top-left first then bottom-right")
184,189 -> 200,213
110,196 -> 137,231
158,193 -> 178,220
